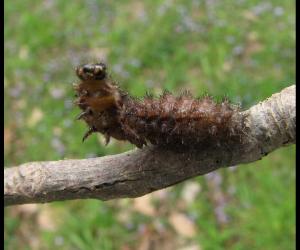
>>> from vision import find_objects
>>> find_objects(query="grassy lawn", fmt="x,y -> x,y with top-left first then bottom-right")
4,0 -> 295,249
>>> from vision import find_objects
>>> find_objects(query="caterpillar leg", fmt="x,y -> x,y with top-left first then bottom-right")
104,134 -> 111,145
82,127 -> 96,142
76,107 -> 92,120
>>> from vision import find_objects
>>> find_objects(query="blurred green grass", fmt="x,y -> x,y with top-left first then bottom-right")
4,0 -> 295,249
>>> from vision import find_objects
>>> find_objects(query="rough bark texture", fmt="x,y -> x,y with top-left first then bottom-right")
4,85 -> 295,206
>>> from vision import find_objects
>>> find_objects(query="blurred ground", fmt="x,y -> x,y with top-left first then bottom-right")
4,0 -> 295,249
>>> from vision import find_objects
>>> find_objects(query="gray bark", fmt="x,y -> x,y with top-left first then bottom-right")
4,85 -> 295,206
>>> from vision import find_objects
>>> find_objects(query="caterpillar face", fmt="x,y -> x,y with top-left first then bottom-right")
76,63 -> 107,80
74,62 -> 126,143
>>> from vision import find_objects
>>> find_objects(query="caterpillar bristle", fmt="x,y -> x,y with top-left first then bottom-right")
145,91 -> 154,99
179,89 -> 192,98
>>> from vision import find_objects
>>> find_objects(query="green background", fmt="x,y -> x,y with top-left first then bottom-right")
4,0 -> 295,249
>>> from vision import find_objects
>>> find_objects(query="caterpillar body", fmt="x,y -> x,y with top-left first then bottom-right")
74,63 -> 244,149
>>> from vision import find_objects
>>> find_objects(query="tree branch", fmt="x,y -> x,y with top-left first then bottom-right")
4,85 -> 295,206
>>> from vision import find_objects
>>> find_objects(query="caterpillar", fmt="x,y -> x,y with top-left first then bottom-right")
73,62 -> 245,149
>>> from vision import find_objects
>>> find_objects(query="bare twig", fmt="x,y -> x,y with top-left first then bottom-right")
4,85 -> 295,206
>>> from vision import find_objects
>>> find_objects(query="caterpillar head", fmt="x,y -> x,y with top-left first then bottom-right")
74,62 -> 126,143
76,62 -> 107,81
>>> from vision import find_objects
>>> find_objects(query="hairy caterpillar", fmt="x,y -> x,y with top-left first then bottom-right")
74,63 -> 245,149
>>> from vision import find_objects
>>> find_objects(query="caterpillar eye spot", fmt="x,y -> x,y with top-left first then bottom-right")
94,67 -> 101,74
76,63 -> 107,80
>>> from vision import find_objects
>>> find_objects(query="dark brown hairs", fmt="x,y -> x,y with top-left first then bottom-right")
74,63 -> 245,149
